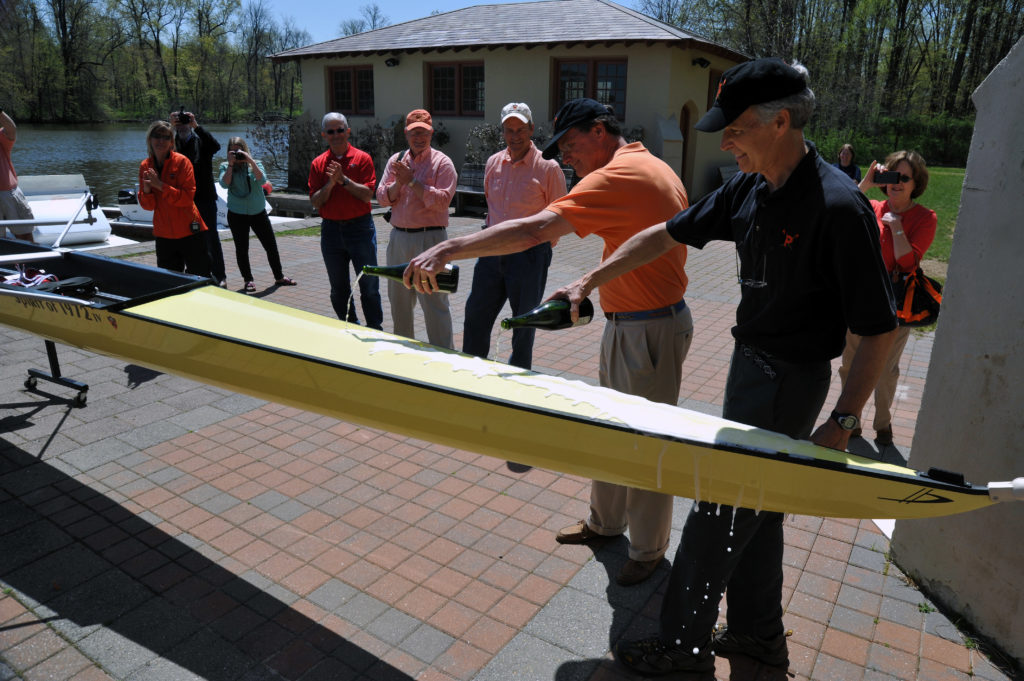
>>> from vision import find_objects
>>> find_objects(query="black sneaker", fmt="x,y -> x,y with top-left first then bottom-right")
615,635 -> 714,676
711,625 -> 789,667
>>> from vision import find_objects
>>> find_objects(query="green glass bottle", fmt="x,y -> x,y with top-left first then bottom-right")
500,297 -> 594,331
361,263 -> 460,293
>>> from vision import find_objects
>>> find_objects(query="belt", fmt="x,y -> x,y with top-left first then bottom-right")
605,298 -> 687,322
394,226 -> 444,233
322,215 -> 371,225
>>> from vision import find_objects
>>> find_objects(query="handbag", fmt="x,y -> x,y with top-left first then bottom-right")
892,267 -> 942,327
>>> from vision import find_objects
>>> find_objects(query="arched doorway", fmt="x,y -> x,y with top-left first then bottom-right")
680,101 -> 698,190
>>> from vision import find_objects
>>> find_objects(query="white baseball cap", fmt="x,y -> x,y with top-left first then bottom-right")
501,102 -> 533,125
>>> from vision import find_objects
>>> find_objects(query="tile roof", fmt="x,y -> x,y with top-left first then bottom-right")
271,0 -> 744,61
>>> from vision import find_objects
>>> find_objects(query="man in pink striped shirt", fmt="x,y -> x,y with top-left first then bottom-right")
462,102 -> 568,369
376,109 -> 458,348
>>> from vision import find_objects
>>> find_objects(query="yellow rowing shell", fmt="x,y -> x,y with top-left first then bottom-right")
0,284 -> 1004,519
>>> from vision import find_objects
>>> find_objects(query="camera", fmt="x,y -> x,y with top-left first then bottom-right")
874,169 -> 901,184
177,106 -> 191,125
233,150 -> 245,160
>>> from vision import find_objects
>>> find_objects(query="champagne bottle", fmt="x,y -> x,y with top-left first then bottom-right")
361,263 -> 460,293
500,297 -> 594,331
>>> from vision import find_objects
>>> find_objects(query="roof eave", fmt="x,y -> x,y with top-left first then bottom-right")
271,38 -> 746,63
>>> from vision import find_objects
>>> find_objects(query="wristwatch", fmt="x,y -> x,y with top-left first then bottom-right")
830,410 -> 860,431
341,177 -> 349,187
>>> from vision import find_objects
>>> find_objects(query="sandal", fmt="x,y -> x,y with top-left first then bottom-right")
275,276 -> 297,286
244,281 -> 256,292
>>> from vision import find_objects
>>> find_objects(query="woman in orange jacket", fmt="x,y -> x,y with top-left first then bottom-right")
138,120 -> 211,277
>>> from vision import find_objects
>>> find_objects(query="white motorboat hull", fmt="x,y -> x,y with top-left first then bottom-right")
14,175 -> 113,247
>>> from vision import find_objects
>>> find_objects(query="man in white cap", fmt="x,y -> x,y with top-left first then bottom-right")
462,102 -> 568,369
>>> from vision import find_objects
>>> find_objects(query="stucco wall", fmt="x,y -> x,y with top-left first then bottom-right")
295,44 -> 737,197
890,37 -> 1024,669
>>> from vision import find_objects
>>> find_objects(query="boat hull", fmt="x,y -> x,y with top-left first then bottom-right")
0,244 -> 996,520
16,175 -> 113,246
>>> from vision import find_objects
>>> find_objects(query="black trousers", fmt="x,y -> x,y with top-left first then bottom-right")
155,232 -> 211,279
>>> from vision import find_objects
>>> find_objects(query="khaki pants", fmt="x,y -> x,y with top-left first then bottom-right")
839,326 -> 912,431
386,227 -> 453,349
589,303 -> 693,561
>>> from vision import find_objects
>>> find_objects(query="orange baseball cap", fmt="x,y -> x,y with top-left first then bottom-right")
405,109 -> 433,131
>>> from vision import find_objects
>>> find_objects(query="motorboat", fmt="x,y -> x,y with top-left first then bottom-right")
13,175 -> 114,247
116,184 -> 272,228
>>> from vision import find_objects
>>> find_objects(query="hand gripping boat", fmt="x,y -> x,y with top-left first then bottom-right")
1,240 -> 1021,520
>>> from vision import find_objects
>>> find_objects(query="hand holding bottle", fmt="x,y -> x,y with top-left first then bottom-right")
406,243 -> 454,293
365,262 -> 460,293
501,297 -> 594,331
549,276 -> 596,325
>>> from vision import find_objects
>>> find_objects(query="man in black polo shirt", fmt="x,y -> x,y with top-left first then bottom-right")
551,58 -> 897,675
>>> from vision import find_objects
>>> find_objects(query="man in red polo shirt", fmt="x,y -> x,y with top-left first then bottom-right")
309,112 -> 381,329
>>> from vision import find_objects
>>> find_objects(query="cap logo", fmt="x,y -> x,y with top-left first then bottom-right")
715,77 -> 726,103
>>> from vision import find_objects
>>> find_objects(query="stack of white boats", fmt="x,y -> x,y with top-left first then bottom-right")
16,175 -> 115,248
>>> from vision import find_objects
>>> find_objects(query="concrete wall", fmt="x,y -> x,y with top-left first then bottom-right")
295,45 -> 738,198
890,37 -> 1024,669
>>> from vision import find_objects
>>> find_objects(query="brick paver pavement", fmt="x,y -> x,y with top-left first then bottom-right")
1,214 -> 1016,681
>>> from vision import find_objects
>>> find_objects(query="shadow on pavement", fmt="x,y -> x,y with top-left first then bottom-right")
0,440 -> 413,681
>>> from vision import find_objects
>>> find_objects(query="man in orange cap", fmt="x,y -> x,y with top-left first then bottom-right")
376,109 -> 457,347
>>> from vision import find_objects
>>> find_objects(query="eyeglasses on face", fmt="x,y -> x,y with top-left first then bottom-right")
325,127 -> 347,135
891,173 -> 912,183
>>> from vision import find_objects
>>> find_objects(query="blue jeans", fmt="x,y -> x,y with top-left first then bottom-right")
462,242 -> 553,369
660,343 -> 831,645
320,214 -> 383,330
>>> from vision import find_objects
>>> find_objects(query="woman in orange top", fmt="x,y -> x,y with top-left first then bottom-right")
138,120 -> 211,277
839,150 -> 937,447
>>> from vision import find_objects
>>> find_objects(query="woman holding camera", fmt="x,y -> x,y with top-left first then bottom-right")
838,150 -> 937,446
218,137 -> 296,292
138,120 -> 211,277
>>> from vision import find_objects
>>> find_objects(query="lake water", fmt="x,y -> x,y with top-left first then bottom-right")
11,123 -> 289,207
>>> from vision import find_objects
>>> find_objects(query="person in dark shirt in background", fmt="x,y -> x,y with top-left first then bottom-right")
172,109 -> 226,287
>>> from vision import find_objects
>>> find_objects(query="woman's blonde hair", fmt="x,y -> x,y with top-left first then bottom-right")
227,136 -> 250,154
146,120 -> 173,163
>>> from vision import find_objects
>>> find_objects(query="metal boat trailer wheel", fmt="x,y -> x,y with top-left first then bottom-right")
24,340 -> 89,407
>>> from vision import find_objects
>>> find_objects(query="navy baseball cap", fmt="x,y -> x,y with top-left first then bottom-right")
696,58 -> 807,132
542,98 -> 612,159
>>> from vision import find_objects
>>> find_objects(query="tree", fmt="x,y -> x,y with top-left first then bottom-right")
360,2 -> 388,29
237,0 -> 274,115
340,18 -> 365,35
338,2 -> 389,36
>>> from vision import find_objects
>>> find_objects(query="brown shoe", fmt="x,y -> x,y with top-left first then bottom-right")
556,520 -> 607,545
875,426 -> 894,447
616,558 -> 660,586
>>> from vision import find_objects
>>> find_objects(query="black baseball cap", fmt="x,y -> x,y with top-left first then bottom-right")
542,98 -> 611,159
696,58 -> 807,132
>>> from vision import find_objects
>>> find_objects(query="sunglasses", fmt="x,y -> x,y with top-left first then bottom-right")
150,133 -> 172,140
325,127 -> 347,135
892,174 -> 912,183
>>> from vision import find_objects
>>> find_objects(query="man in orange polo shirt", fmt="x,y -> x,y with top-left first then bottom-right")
407,98 -> 693,586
